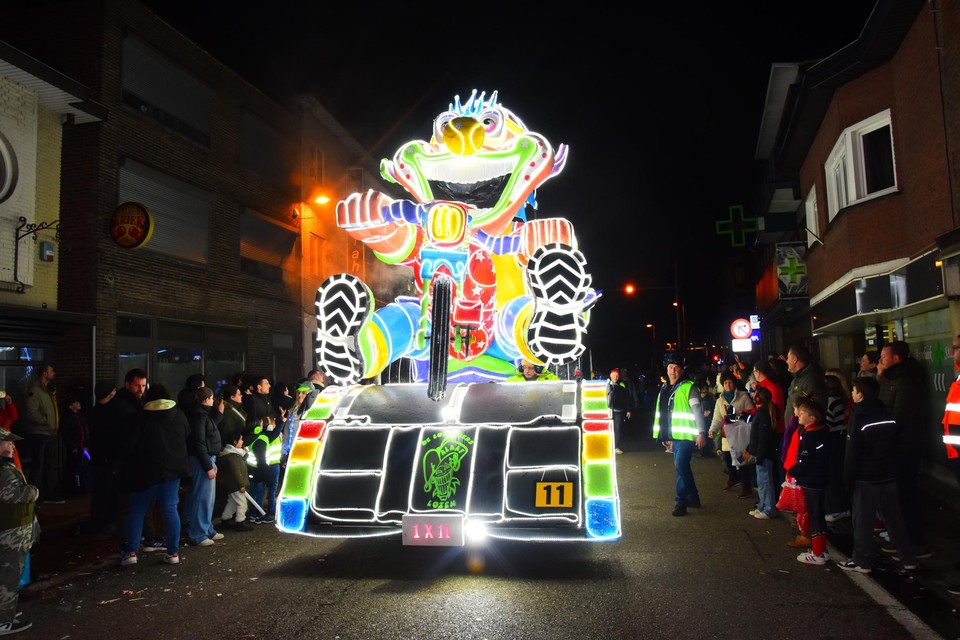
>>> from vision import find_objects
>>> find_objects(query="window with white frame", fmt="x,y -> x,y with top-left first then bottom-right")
804,186 -> 819,248
823,109 -> 897,220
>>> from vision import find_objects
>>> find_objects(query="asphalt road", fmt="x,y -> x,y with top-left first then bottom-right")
19,433 -> 951,640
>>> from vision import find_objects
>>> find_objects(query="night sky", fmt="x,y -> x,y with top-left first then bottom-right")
146,0 -> 878,373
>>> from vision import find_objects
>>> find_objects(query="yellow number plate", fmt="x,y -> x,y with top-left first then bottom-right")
535,481 -> 574,507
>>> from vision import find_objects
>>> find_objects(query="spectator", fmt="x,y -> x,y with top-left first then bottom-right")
857,350 -> 880,379
118,384 -> 189,567
60,394 -> 91,496
113,369 -> 164,553
789,398 -> 833,566
82,381 -> 120,537
243,376 -> 280,524
18,363 -> 64,504
0,427 -> 39,634
878,340 -> 931,558
838,376 -> 916,573
218,432 -> 253,532
606,368 -> 632,454
939,335 -> 960,594
823,372 -> 852,523
746,386 -> 779,520
184,387 -> 223,548
176,373 -> 205,413
709,370 -> 754,499
217,385 -> 247,446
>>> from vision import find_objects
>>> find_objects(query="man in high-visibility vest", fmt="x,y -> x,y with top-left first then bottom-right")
653,353 -> 708,517
942,335 -> 960,595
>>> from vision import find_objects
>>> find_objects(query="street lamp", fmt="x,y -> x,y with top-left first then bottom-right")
672,301 -> 686,349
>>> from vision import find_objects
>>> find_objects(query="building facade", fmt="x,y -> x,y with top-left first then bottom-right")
0,0 -> 401,403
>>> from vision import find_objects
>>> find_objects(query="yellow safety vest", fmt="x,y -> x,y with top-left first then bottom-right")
653,380 -> 699,441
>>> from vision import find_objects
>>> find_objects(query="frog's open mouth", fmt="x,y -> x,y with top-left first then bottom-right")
428,174 -> 510,209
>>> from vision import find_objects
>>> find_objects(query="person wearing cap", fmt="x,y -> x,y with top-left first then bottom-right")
652,353 -> 709,517
606,368 -> 632,454
0,427 -> 40,634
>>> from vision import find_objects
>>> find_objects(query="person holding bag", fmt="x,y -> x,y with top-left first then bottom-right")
708,371 -> 754,498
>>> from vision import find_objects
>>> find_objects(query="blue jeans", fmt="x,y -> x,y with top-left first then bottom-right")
249,464 -> 280,517
186,456 -> 217,544
755,459 -> 778,517
123,479 -> 181,556
673,440 -> 699,507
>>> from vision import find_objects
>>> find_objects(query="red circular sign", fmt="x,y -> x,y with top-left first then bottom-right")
111,202 -> 154,249
730,318 -> 752,339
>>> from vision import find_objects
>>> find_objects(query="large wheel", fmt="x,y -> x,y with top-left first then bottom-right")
427,275 -> 452,401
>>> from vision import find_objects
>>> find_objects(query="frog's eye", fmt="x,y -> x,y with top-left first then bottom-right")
434,112 -> 458,142
479,109 -> 503,136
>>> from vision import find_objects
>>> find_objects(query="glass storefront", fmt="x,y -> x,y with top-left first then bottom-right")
116,315 -> 246,399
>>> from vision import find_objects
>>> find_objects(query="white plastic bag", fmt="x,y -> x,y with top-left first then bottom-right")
725,418 -> 753,467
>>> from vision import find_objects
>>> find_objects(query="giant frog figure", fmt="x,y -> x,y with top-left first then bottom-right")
315,90 -> 598,385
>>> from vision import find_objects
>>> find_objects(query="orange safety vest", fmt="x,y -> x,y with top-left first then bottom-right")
942,375 -> 960,459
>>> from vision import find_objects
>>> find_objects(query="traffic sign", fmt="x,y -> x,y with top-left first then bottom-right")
730,318 -> 751,339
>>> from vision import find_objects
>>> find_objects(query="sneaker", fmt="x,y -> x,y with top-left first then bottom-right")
797,552 -> 828,565
248,515 -> 262,524
838,560 -> 871,573
748,509 -> 760,517
884,545 -> 932,559
753,511 -> 771,520
0,618 -> 32,635
614,448 -> 624,455
234,520 -> 255,532
672,506 -> 688,517
193,538 -> 215,547
947,584 -> 960,596
825,511 -> 851,523
259,514 -> 275,525
162,553 -> 179,565
119,551 -> 137,566
142,540 -> 166,553
211,532 -> 225,541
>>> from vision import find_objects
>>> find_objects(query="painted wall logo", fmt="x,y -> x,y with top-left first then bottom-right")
421,433 -> 472,508
0,130 -> 18,204
111,202 -> 154,249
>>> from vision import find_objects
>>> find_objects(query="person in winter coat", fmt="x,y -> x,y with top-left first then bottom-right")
118,384 -> 190,567
709,371 -> 755,498
184,387 -> 223,547
745,386 -> 779,520
788,398 -> 833,566
218,433 -> 253,531
19,364 -> 63,503
877,340 -> 930,556
0,427 -> 40,634
217,385 -> 247,447
606,368 -> 632,454
837,376 -> 917,573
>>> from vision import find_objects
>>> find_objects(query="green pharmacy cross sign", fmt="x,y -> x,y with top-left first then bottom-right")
715,205 -> 758,248
779,257 -> 806,284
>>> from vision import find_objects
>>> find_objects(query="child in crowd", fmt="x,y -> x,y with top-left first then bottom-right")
0,427 -> 39,635
219,434 -> 253,532
788,398 -> 833,565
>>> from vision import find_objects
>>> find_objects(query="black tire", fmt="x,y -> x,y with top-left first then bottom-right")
427,275 -> 452,401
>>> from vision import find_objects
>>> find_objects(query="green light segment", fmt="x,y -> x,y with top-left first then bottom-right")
584,462 -> 614,497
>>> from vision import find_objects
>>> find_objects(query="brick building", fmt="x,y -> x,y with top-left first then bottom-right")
754,0 -> 959,465
0,0 -> 395,403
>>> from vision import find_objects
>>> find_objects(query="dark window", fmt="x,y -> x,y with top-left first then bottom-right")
862,126 -> 895,194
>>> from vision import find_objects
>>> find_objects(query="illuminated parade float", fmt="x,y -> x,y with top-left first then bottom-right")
276,91 -> 620,545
